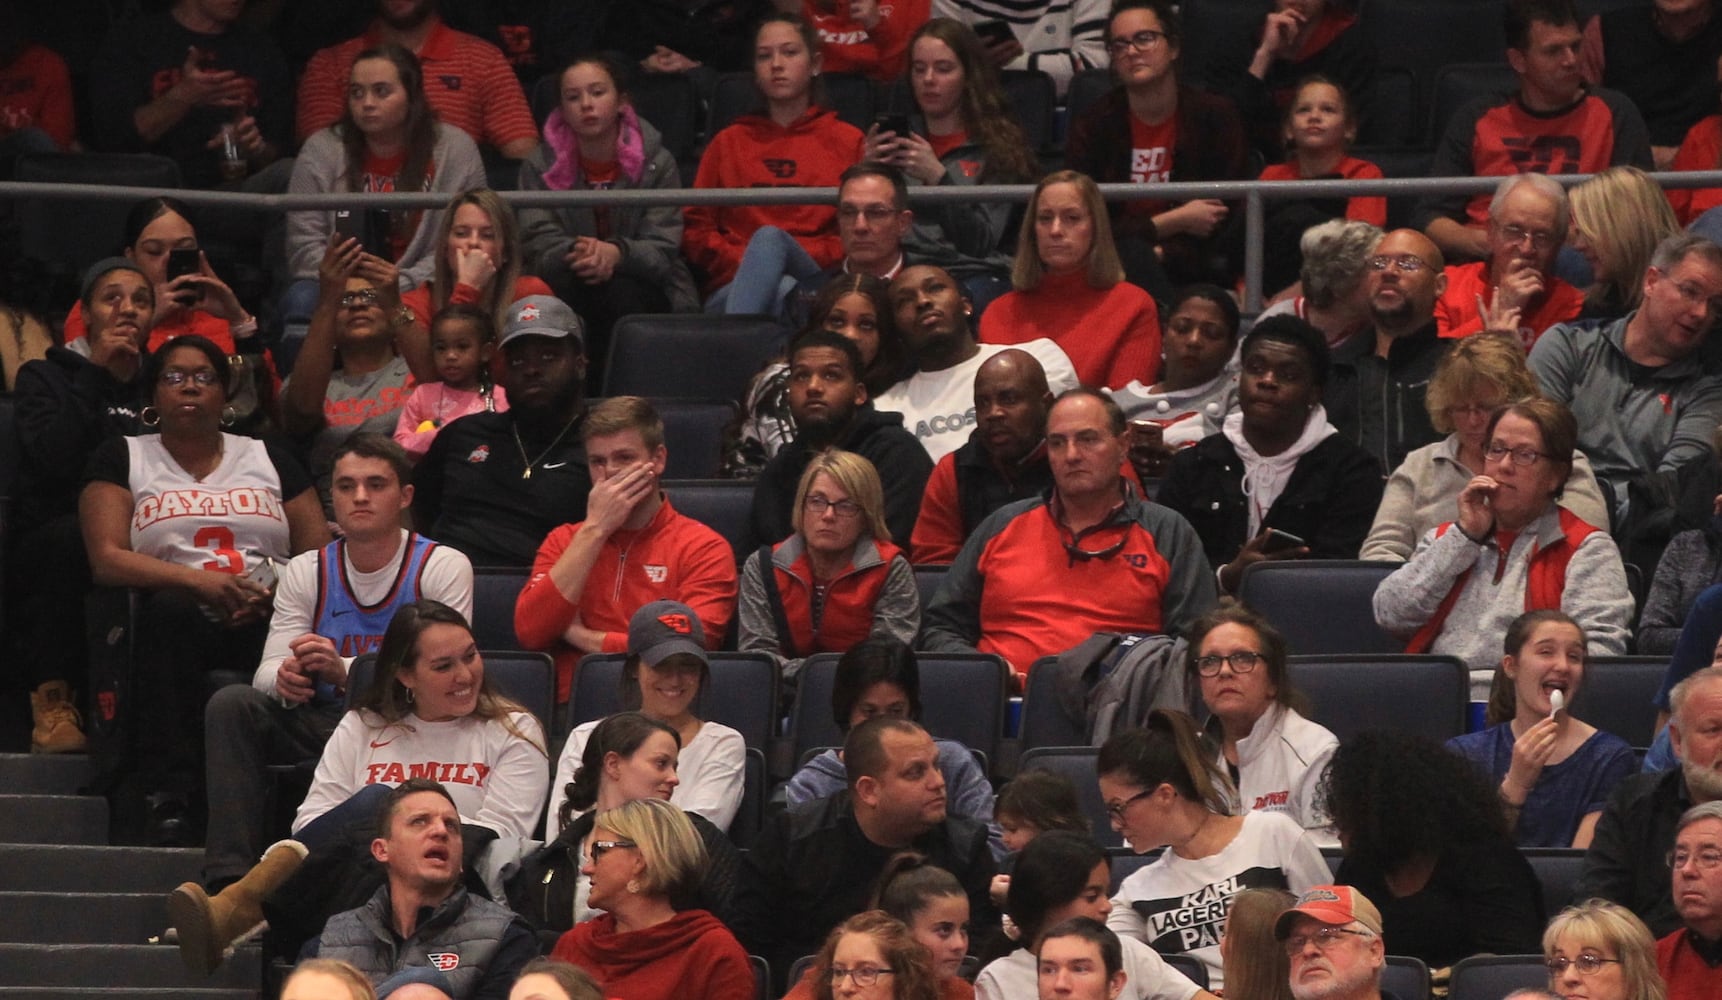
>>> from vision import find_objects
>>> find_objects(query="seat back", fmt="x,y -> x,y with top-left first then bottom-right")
603,313 -> 786,401
631,72 -> 703,164
1359,67 -> 1419,147
1566,655 -> 1665,749
470,566 -> 529,651
1106,847 -> 1157,893
706,72 -> 760,139
1428,62 -> 1520,148
822,73 -> 877,131
1448,955 -> 1550,1000
750,955 -> 770,1000
1286,655 -> 1470,744
1523,848 -> 1586,916
1237,560 -> 1403,655
345,650 -> 556,739
1000,70 -> 1057,152
663,479 -> 755,560
1018,746 -> 1120,848
1382,956 -> 1431,1000
570,652 -> 778,749
792,652 -> 1008,770
911,565 -> 947,610
654,398 -> 737,480
14,153 -> 183,274
1020,655 -> 1086,751
1063,69 -> 1115,134
1359,0 -> 1509,138
1163,953 -> 1209,991
1175,0 -> 1260,88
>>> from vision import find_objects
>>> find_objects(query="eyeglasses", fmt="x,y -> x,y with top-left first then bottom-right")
1105,788 -> 1154,820
340,289 -> 379,308
1543,955 -> 1622,976
1194,651 -> 1264,676
159,368 -> 221,387
1485,442 -> 1548,467
837,205 -> 900,223
1284,927 -> 1374,957
1365,254 -> 1430,273
1667,848 -> 1722,870
805,495 -> 862,518
1106,29 -> 1166,55
1497,224 -> 1556,251
589,839 -> 637,863
829,966 -> 895,987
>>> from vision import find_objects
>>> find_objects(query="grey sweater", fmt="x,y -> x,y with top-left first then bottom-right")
1637,525 -> 1722,654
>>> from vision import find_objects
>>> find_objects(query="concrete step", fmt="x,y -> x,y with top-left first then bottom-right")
0,944 -> 260,990
0,753 -> 93,794
0,794 -> 107,845
0,991 -> 254,1000
0,892 -> 167,944
0,844 -> 201,893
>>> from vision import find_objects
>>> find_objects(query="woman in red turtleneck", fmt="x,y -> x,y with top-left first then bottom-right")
551,797 -> 753,1000
978,170 -> 1161,390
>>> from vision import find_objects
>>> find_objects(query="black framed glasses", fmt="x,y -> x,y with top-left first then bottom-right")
1544,955 -> 1622,976
1105,788 -> 1154,820
1105,29 -> 1166,55
589,839 -> 637,863
805,495 -> 862,518
1194,651 -> 1264,676
158,369 -> 221,387
1484,442 -> 1548,467
1667,848 -> 1722,870
829,966 -> 895,987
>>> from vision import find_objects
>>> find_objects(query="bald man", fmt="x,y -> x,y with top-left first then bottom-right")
1324,229 -> 1453,471
876,265 -> 1077,464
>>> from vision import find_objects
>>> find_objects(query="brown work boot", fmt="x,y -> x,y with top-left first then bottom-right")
168,839 -> 307,974
30,681 -> 87,754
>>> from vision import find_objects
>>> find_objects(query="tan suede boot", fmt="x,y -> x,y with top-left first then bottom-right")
30,681 -> 87,754
168,839 -> 308,974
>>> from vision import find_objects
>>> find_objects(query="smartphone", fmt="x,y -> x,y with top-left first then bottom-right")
972,19 -> 1014,46
1261,528 -> 1306,555
334,208 -> 394,262
873,112 -> 911,138
1128,419 -> 1164,448
166,246 -> 203,305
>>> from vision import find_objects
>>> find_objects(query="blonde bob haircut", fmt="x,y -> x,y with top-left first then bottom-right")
791,448 -> 890,543
592,797 -> 708,902
429,188 -> 524,330
1541,899 -> 1665,1000
283,959 -> 377,1000
1012,170 -> 1126,291
1423,332 -> 1539,434
1568,167 -> 1679,313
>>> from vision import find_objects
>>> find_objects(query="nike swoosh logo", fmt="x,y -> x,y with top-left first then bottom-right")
370,738 -> 396,749
542,462 -> 568,469
330,608 -> 353,617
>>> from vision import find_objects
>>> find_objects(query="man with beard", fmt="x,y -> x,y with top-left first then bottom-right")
876,264 -> 1076,463
1324,229 -> 1451,472
1274,886 -> 1396,1000
1578,666 -> 1722,937
308,779 -> 535,999
294,0 -> 537,160
744,329 -> 932,550
1434,174 -> 1582,348
414,296 -> 592,567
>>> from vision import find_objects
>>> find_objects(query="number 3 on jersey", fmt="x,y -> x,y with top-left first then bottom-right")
196,526 -> 244,574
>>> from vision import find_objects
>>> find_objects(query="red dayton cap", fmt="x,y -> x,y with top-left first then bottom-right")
1274,885 -> 1384,939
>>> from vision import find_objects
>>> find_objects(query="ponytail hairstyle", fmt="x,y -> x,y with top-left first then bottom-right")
1487,609 -> 1586,725
871,851 -> 967,925
1096,709 -> 1234,814
558,711 -> 680,828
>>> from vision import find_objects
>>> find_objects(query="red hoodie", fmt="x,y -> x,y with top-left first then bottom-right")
684,107 -> 864,293
551,909 -> 754,1000
803,0 -> 931,80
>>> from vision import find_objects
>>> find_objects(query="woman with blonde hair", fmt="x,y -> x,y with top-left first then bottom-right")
1542,900 -> 1666,1000
1360,333 -> 1608,562
739,449 -> 920,690
979,170 -> 1161,390
813,910 -> 942,1000
510,958 -> 604,1000
401,188 -> 553,334
551,797 -> 754,1000
1219,888 -> 1296,1000
282,959 -> 376,1000
1569,166 -> 1680,320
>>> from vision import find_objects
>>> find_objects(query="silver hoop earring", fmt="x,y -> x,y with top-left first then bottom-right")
220,405 -> 238,428
141,406 -> 160,428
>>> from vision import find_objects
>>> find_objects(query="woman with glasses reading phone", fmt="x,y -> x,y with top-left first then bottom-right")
1373,399 -> 1633,685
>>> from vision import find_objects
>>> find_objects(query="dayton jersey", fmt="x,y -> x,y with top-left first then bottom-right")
313,533 -> 440,660
122,433 -> 297,574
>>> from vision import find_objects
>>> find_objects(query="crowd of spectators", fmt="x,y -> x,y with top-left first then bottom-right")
15,0 -> 1722,998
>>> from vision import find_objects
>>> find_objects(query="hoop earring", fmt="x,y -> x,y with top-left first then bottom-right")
141,406 -> 160,428
220,405 -> 238,428
626,879 -> 641,894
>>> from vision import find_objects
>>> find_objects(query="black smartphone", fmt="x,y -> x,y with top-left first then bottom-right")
874,112 -> 911,137
1261,528 -> 1306,554
972,19 -> 1014,46
333,208 -> 394,262
165,246 -> 202,305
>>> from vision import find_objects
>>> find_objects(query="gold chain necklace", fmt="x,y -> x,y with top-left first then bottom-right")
511,413 -> 580,480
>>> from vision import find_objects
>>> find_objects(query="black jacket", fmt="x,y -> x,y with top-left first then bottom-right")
746,404 -> 932,552
1156,430 -> 1384,569
1574,766 -> 1689,938
11,346 -> 147,534
1325,322 -> 1448,473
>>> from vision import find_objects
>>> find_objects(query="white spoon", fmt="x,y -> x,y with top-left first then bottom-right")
1548,689 -> 1566,720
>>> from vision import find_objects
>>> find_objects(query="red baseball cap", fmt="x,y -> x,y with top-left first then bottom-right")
1274,885 -> 1384,939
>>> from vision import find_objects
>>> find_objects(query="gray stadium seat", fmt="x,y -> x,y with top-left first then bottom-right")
1448,955 -> 1550,1000
569,652 -> 778,750
602,314 -> 786,401
1019,746 -> 1120,849
1566,655 -> 1666,749
1286,654 -> 1470,744
1020,655 -> 1086,751
663,479 -> 755,560
1237,560 -> 1403,656
470,566 -> 529,651
792,652 -> 1008,771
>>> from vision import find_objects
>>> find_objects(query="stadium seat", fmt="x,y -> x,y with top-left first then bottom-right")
1429,62 -> 1521,149
1523,848 -> 1585,916
663,479 -> 755,559
1236,560 -> 1403,656
1286,654 -> 1469,744
1383,956 -> 1430,1000
569,652 -> 778,750
1106,847 -> 1156,893
1358,67 -> 1418,148
1566,655 -> 1665,749
1063,68 -> 1115,133
750,955 -> 770,1000
730,747 -> 768,847
822,73 -> 878,132
911,564 -> 946,609
1359,0 -> 1509,139
602,314 -> 786,401
1019,747 -> 1120,849
1448,955 -> 1550,1000
1175,0 -> 1260,89
707,73 -> 760,138
792,652 -> 1009,770
1001,70 -> 1057,153
470,566 -> 529,651
1164,953 -> 1209,991
345,650 -> 556,740
654,398 -> 736,480
1020,655 -> 1087,751
14,153 -> 182,276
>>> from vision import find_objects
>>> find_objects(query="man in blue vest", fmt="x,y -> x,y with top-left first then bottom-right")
171,433 -> 473,970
